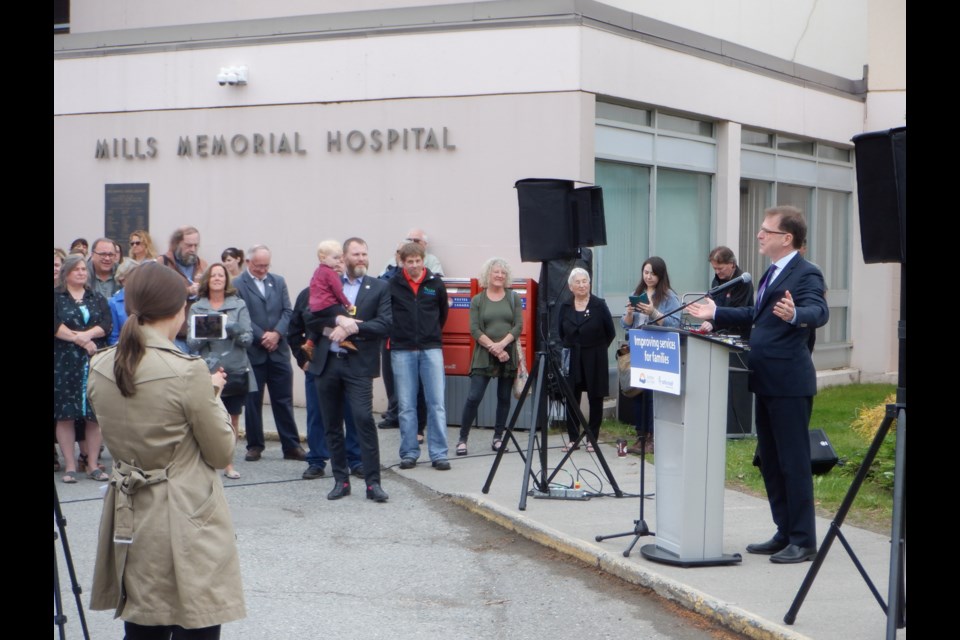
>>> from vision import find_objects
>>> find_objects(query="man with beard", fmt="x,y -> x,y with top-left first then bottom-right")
306,237 -> 392,502
159,226 -> 209,349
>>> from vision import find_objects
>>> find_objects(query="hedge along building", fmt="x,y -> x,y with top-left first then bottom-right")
54,1 -> 905,406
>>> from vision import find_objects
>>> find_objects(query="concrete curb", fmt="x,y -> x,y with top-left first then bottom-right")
447,491 -> 811,640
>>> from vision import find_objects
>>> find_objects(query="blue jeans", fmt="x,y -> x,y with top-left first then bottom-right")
392,349 -> 448,462
304,371 -> 362,471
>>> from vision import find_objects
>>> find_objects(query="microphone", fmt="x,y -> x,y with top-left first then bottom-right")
708,272 -> 751,296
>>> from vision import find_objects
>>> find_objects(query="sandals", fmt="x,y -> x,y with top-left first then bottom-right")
78,453 -> 106,473
585,443 -> 596,453
87,468 -> 110,482
61,471 -> 78,484
456,441 -> 468,456
491,438 -> 507,452
223,468 -> 241,480
561,443 -> 580,453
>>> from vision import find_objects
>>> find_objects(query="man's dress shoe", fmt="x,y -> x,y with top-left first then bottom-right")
770,544 -> 817,564
366,483 -> 389,502
283,448 -> 307,461
746,537 -> 790,555
244,448 -> 263,462
327,481 -> 351,500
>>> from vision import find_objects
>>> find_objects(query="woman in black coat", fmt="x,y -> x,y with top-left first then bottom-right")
557,267 -> 616,452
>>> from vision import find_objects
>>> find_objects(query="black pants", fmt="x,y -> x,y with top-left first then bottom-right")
566,391 -> 603,442
458,374 -> 512,443
632,391 -> 654,439
124,622 -> 220,640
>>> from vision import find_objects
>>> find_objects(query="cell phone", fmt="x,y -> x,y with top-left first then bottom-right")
190,313 -> 227,340
629,292 -> 649,306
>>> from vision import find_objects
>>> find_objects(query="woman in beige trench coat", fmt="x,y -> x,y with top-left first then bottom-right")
87,262 -> 245,640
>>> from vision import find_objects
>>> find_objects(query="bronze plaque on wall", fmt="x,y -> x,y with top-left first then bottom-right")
105,183 -> 149,256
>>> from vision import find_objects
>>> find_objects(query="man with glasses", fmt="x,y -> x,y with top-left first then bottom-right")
87,238 -> 121,299
689,206 -> 828,565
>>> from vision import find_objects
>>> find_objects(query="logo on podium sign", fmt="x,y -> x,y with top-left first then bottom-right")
628,329 -> 681,395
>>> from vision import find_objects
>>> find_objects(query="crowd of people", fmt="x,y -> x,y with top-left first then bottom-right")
54,205 -> 828,636
54,223 -> 759,487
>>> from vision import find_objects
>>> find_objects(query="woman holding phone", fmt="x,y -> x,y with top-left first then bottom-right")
621,257 -> 680,454
187,263 -> 255,480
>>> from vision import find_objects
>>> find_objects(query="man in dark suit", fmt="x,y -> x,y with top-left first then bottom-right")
690,206 -> 828,564
306,237 -> 392,502
289,284 -> 365,480
234,244 -> 305,462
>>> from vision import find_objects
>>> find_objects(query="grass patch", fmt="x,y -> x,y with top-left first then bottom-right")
600,383 -> 898,534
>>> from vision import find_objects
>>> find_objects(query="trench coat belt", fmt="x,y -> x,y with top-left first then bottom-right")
111,459 -> 169,545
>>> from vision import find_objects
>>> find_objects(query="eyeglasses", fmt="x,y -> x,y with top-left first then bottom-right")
759,226 -> 789,236
129,241 -> 142,246
93,251 -> 117,258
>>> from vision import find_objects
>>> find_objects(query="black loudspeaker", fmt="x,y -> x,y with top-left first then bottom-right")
516,178 -> 606,262
851,127 -> 906,264
752,428 -> 838,475
809,428 -> 839,475
572,185 -> 607,248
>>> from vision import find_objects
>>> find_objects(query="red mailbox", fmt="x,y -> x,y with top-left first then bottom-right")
441,278 -> 479,376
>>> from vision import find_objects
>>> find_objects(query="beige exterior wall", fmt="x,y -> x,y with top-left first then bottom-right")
56,1 -> 906,388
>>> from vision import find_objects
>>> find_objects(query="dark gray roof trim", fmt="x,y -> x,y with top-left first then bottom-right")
54,0 -> 866,99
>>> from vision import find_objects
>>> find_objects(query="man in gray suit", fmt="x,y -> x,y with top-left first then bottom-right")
234,244 -> 305,461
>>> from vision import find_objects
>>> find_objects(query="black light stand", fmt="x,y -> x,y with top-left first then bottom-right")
786,127 -> 906,637
53,479 -> 91,640
784,262 -> 906,636
482,260 -> 623,509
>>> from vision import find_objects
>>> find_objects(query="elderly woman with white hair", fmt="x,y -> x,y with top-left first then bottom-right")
557,267 -> 615,453
455,257 -> 523,455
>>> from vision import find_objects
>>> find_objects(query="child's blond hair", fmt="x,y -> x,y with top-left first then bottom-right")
317,239 -> 342,260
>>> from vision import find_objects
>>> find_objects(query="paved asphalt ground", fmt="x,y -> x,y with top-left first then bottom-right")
54,407 -> 905,640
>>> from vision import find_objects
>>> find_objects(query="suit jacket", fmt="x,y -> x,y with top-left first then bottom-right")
714,254 -> 827,397
233,270 -> 294,365
306,275 -> 392,378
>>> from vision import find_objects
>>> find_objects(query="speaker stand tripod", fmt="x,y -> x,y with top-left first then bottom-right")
482,345 -> 623,510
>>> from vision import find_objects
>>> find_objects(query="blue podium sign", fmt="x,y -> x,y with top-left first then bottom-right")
628,328 -> 681,395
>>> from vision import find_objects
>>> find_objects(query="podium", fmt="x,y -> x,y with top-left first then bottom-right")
637,327 -> 744,567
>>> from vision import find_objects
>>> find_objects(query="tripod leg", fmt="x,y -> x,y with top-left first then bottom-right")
784,413 -> 896,625
519,354 -> 551,510
544,358 -> 624,497
886,405 -> 906,636
482,354 -> 537,494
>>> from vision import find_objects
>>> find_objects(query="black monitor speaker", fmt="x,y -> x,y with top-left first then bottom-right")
516,178 -> 607,262
851,127 -> 906,264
